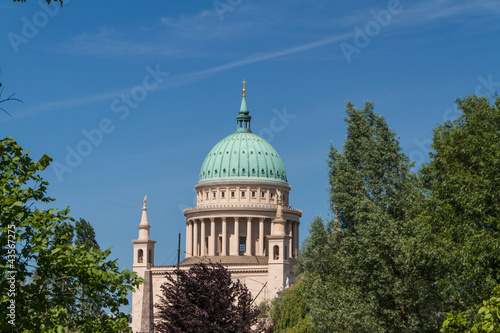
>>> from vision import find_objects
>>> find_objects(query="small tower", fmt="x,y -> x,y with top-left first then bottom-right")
132,196 -> 156,333
236,79 -> 252,132
267,189 -> 292,295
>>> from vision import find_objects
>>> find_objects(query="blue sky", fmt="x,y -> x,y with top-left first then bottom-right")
2,0 -> 500,311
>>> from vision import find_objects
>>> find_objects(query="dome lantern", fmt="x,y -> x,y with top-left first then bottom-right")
236,79 -> 252,133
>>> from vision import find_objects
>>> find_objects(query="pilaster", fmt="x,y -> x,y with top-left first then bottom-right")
221,217 -> 227,256
209,217 -> 216,256
246,217 -> 252,256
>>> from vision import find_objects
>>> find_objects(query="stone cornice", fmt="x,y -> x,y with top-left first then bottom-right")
151,263 -> 270,276
195,180 -> 292,190
184,203 -> 302,216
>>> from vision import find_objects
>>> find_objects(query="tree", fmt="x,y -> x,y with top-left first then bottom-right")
270,277 -> 311,333
155,262 -> 260,333
75,218 -> 100,250
0,137 -> 142,332
420,95 -> 500,327
299,101 -> 439,332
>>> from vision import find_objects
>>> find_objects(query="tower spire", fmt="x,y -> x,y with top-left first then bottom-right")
236,79 -> 252,132
138,195 -> 151,240
131,195 -> 156,333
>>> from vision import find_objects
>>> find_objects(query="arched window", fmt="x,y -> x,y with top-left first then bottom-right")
273,245 -> 279,260
148,250 -> 152,264
138,249 -> 144,263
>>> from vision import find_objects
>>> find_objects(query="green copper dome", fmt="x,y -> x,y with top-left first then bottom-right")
198,91 -> 288,184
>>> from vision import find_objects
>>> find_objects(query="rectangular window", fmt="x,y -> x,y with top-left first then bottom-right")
231,191 -> 235,198
252,191 -> 256,197
213,192 -> 216,198
261,191 -> 265,198
241,191 -> 245,197
206,192 -> 209,199
239,237 -> 246,252
221,192 -> 225,198
270,193 -> 274,199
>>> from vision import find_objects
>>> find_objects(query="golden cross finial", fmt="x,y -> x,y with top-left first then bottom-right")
241,79 -> 247,97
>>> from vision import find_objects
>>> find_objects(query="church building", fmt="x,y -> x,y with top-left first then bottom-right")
131,82 -> 302,332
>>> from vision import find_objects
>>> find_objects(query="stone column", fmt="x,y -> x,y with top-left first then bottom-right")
193,219 -> 198,257
246,217 -> 252,256
200,218 -> 206,256
209,217 -> 215,256
294,221 -> 300,258
221,217 -> 227,256
259,218 -> 265,256
233,217 -> 239,255
186,220 -> 192,258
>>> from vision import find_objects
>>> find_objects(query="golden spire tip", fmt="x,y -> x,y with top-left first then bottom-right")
241,79 -> 247,97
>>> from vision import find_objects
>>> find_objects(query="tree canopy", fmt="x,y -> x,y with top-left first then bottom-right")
290,95 -> 500,332
419,95 -> 500,330
155,262 -> 260,333
298,101 -> 439,332
0,137 -> 142,332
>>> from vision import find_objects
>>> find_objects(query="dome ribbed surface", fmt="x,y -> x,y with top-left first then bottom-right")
198,131 -> 287,184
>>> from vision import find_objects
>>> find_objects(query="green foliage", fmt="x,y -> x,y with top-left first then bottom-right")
299,101 -> 439,332
441,286 -> 500,333
271,278 -> 311,333
473,286 -> 500,333
0,137 -> 142,332
441,312 -> 470,333
420,95 -> 500,319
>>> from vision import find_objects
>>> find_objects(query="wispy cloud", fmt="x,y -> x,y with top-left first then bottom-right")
8,0 -> 500,121
56,1 -> 343,57
160,10 -> 214,31
0,89 -> 127,122
58,5 -> 259,57
394,0 -> 500,27
9,31 -> 353,121
59,28 -> 185,57
171,32 -> 354,82
326,0 -> 500,31
57,0 -> 500,58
